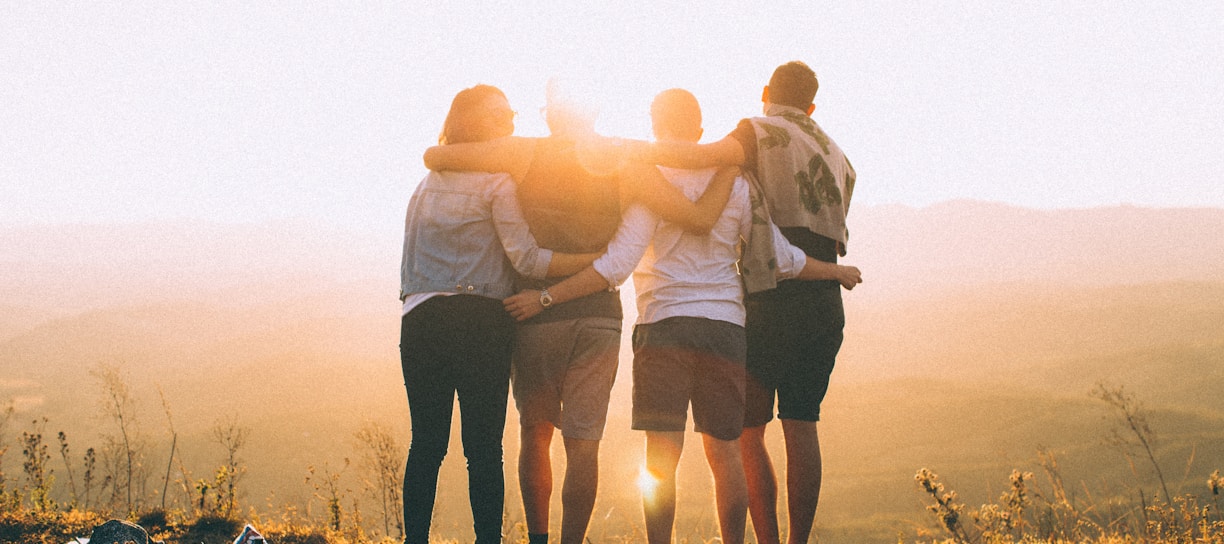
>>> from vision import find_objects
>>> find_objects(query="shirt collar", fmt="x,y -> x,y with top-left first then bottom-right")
765,103 -> 809,117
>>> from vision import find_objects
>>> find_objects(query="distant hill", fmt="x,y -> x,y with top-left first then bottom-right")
848,201 -> 1224,300
5,202 -> 1223,312
0,219 -> 400,311
840,281 -> 1224,401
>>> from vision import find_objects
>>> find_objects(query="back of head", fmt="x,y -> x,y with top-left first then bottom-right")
544,78 -> 599,137
650,88 -> 703,142
439,84 -> 510,145
768,61 -> 819,110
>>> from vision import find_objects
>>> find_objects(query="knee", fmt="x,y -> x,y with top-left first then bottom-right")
463,441 -> 504,470
739,425 -> 768,448
407,439 -> 448,468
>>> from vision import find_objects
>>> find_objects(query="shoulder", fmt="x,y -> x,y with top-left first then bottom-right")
428,170 -> 514,191
732,118 -> 757,139
729,119 -> 764,151
659,165 -> 719,191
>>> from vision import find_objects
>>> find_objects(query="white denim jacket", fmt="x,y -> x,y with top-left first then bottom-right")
399,170 -> 553,301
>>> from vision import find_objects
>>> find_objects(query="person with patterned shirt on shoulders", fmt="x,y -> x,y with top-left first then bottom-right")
628,61 -> 858,544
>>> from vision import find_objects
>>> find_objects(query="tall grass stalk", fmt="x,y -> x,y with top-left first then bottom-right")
92,363 -> 142,515
1093,383 -> 1172,505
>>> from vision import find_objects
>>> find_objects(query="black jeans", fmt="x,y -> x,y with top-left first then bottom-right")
400,295 -> 515,544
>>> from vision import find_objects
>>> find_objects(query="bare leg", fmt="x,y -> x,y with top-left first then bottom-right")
643,431 -> 684,544
560,436 -> 600,544
781,419 -> 821,544
519,423 -> 555,536
740,424 -> 779,544
702,433 -> 748,544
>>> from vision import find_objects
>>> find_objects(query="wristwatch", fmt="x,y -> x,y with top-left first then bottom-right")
539,288 -> 554,309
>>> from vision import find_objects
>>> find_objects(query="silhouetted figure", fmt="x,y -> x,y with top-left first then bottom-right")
399,84 -> 597,544
635,61 -> 858,544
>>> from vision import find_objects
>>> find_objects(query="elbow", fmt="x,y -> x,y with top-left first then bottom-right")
520,260 -> 549,280
422,147 -> 441,170
507,251 -> 547,279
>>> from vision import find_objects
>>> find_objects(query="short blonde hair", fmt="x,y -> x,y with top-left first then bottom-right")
650,88 -> 702,142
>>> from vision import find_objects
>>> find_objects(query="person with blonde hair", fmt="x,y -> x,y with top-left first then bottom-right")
424,80 -> 739,544
398,84 -> 598,544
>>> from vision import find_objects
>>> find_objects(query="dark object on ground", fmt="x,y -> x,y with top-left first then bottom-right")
89,519 -> 149,544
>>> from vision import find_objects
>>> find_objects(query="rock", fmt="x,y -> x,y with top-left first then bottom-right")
88,519 -> 149,544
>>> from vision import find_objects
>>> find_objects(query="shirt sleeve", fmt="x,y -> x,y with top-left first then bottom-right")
591,203 -> 655,287
730,119 -> 759,176
488,174 -> 554,279
771,221 -> 809,280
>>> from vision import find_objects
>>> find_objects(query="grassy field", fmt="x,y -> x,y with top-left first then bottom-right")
3,281 -> 1223,543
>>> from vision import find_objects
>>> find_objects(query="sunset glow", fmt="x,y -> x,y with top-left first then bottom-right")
637,465 -> 659,501
5,3 -> 1221,229
3,3 -> 1224,543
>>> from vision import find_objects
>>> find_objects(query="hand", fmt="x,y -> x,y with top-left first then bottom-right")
836,265 -> 862,290
504,290 -> 545,321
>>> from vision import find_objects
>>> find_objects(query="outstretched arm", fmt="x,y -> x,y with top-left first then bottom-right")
423,136 -> 535,180
619,164 -> 738,234
769,221 -> 862,290
545,252 -> 602,277
796,258 -> 862,290
489,174 -> 598,279
504,267 -> 611,321
627,135 -> 745,170
504,204 -> 655,321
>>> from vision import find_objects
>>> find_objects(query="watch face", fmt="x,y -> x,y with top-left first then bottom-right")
540,290 -> 553,308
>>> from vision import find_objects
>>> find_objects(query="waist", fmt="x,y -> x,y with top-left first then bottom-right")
779,227 -> 838,263
520,287 -> 622,324
401,277 -> 514,301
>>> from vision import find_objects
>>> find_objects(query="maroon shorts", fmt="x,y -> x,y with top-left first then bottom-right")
631,316 -> 747,441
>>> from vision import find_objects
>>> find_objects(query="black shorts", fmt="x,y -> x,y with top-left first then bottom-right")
744,279 -> 844,426
631,317 -> 747,441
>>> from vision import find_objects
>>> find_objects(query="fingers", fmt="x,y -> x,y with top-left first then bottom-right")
839,265 -> 863,290
503,291 -> 540,322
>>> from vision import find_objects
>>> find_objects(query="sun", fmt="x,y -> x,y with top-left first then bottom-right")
636,465 -> 659,500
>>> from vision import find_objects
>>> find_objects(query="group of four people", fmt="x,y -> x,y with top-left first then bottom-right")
398,60 -> 860,544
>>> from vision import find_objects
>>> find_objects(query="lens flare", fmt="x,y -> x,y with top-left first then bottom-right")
637,465 -> 659,500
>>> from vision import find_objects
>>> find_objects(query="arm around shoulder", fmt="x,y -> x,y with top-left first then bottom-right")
619,164 -> 739,234
423,136 -> 534,179
644,136 -> 745,169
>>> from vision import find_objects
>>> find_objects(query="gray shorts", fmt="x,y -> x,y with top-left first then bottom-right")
511,316 -> 622,441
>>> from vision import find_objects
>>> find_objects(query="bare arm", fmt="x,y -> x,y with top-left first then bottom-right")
423,136 -> 535,180
628,135 -> 745,170
505,204 -> 655,321
619,164 -> 738,234
545,252 -> 602,277
796,259 -> 862,290
503,268 -> 612,322
767,216 -> 862,289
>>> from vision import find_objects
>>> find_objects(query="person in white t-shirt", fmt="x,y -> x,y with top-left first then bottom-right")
503,89 -> 861,544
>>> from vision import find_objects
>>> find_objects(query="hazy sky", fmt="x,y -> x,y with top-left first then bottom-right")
3,2 -> 1223,229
